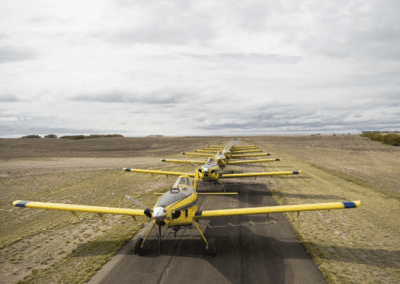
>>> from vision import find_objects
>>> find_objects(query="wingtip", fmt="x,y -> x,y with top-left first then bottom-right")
13,200 -> 28,207
161,159 -> 166,162
124,168 -> 131,171
343,201 -> 361,208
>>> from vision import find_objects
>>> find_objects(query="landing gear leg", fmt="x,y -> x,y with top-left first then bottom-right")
133,223 -> 155,255
142,223 -> 155,248
217,180 -> 227,192
193,222 -> 216,257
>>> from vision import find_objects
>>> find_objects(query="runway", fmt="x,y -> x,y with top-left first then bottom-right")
89,176 -> 327,284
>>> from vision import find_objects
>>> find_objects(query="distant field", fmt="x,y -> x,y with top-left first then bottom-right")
0,137 -> 226,159
246,135 -> 400,284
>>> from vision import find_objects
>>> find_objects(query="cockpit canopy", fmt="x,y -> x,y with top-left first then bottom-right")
206,157 -> 216,164
157,176 -> 195,208
172,176 -> 192,187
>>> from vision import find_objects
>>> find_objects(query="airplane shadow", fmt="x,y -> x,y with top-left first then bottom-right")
74,224 -> 400,267
271,191 -> 347,200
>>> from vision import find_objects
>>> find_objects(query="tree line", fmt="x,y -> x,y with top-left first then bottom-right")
360,132 -> 400,146
21,134 -> 124,140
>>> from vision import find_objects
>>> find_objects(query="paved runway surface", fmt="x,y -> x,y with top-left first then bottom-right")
89,173 -> 327,284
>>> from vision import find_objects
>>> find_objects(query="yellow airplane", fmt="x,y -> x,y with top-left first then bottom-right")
207,144 -> 259,150
123,162 -> 300,191
13,171 -> 361,257
183,149 -> 271,160
161,155 -> 281,169
196,148 -> 263,154
232,145 -> 258,149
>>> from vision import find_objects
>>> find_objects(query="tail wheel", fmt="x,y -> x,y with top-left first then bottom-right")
206,238 -> 217,257
132,237 -> 144,255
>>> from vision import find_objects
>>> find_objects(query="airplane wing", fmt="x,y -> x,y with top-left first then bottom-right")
182,152 -> 215,157
231,153 -> 271,158
123,168 -> 195,177
220,171 -> 300,178
193,201 -> 360,218
228,158 -> 280,165
13,200 -> 146,216
160,159 -> 205,165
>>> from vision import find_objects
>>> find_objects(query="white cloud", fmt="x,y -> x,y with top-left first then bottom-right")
0,116 -> 18,121
0,0 -> 399,137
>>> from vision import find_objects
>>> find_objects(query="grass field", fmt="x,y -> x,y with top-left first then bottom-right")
0,137 -> 228,283
1,135 -> 399,283
245,135 -> 400,283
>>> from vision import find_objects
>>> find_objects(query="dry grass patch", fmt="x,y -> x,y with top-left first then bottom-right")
242,137 -> 400,284
0,162 -> 194,284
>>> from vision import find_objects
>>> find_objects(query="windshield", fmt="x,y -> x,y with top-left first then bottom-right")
206,158 -> 216,164
173,176 -> 187,187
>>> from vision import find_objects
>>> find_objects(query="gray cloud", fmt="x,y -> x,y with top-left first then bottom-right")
180,53 -> 302,64
0,46 -> 36,64
193,94 -> 400,134
0,94 -> 20,102
93,1 -> 215,45
69,91 -> 186,105
299,0 -> 400,62
1,0 -> 399,137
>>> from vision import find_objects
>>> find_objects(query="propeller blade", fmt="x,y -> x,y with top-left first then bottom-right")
159,224 -> 162,254
125,195 -> 148,209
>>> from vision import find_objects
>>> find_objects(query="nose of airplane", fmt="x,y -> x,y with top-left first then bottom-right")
153,206 -> 167,221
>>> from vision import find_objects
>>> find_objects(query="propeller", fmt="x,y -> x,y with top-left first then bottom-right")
125,195 -> 166,254
126,195 -> 154,218
125,195 -> 148,208
159,224 -> 162,253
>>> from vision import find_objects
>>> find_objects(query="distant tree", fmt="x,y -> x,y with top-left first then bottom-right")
44,134 -> 58,139
21,135 -> 41,139
385,134 -> 400,146
59,134 -> 124,140
72,135 -> 85,140
59,135 -> 85,140
370,133 -> 383,142
360,132 -> 400,146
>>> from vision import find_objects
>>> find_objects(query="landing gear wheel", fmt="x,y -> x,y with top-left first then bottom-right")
206,238 -> 216,257
132,237 -> 143,255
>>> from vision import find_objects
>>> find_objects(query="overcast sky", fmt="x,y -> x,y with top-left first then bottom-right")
1,0 -> 399,138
